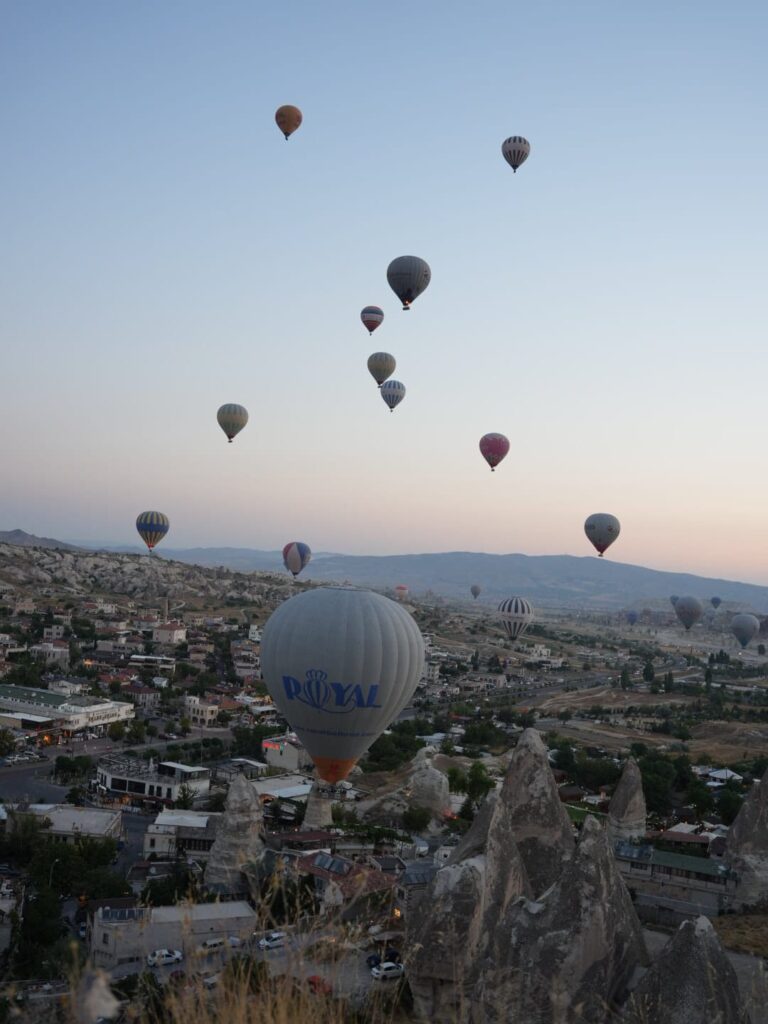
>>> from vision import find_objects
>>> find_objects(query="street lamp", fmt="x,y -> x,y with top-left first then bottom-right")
48,858 -> 60,890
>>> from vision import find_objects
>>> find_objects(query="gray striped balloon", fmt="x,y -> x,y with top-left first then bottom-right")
498,596 -> 534,640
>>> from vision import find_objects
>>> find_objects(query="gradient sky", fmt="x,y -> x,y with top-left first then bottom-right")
2,2 -> 768,581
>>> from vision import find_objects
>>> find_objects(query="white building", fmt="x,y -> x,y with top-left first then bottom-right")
0,684 -> 133,734
143,809 -> 221,861
14,804 -> 122,844
29,641 -> 70,669
96,755 -> 210,804
152,622 -> 187,646
43,625 -> 65,641
183,695 -> 219,727
262,733 -> 314,772
248,625 -> 262,642
90,900 -> 257,969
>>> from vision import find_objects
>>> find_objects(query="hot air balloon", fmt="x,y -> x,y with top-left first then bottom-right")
711,597 -> 722,610
216,403 -> 249,443
361,306 -> 384,335
136,511 -> 169,552
498,597 -> 534,640
275,105 -> 302,139
395,585 -> 409,602
367,352 -> 396,387
386,256 -> 431,310
626,611 -> 638,626
670,595 -> 680,608
731,613 -> 760,649
471,585 -> 481,600
260,587 -> 425,782
759,617 -> 768,639
501,136 -> 530,172
479,433 -> 510,472
584,513 -> 621,556
380,379 -> 406,412
282,542 -> 311,577
674,596 -> 704,631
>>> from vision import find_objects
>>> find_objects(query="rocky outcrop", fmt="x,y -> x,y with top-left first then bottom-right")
608,758 -> 647,845
474,815 -> 648,1024
622,916 -> 750,1024
499,728 -> 575,896
204,775 -> 264,893
408,787 -> 531,1023
301,781 -> 335,830
409,758 -> 450,817
726,772 -> 768,907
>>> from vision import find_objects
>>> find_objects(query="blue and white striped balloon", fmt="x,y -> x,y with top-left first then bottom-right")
380,379 -> 406,412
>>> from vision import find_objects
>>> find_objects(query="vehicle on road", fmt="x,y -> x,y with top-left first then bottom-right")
194,936 -> 241,956
370,962 -> 405,982
78,922 -> 87,940
147,949 -> 183,968
257,931 -> 287,951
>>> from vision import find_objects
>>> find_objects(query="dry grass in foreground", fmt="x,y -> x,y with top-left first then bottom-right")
713,914 -> 768,959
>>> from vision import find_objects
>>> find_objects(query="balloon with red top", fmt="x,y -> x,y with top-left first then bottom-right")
361,306 -> 384,335
282,541 -> 312,577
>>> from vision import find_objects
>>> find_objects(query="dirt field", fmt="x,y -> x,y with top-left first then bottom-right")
713,915 -> 768,959
533,685 -> 696,714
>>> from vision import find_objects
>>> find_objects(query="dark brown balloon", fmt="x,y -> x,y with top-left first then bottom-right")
275,105 -> 302,140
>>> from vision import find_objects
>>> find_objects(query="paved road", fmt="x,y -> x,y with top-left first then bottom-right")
0,760 -> 70,803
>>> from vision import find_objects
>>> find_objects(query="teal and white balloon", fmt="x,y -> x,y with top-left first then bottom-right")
380,379 -> 406,412
217,403 -> 249,443
260,587 -> 424,783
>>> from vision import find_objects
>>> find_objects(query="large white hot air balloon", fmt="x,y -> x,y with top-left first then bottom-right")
498,597 -> 534,640
367,352 -> 396,387
260,587 -> 425,783
584,513 -> 621,557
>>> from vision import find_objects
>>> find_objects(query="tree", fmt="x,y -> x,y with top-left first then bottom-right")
446,767 -> 467,793
465,762 -> 493,807
687,780 -> 714,816
663,672 -> 675,693
108,721 -> 126,741
557,708 -> 572,724
179,716 -> 191,736
642,661 -> 655,683
0,729 -> 17,757
717,787 -> 743,825
174,783 -> 196,809
620,668 -> 632,690
402,806 -> 431,832
127,720 -> 146,744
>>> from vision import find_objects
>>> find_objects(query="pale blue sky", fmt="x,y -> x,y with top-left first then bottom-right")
2,2 -> 768,580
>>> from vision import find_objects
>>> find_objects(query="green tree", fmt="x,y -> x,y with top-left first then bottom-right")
108,721 -> 126,741
174,782 -> 196,809
687,779 -> 714,816
642,661 -> 655,683
466,762 -> 494,807
0,729 -> 17,757
179,716 -> 192,736
127,720 -> 146,744
619,668 -> 632,690
402,806 -> 431,832
557,708 -> 572,723
717,787 -> 743,825
446,767 -> 468,793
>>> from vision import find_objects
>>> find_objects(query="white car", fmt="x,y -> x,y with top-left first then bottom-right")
146,949 -> 183,968
194,936 -> 241,956
257,931 -> 287,951
371,962 -> 405,982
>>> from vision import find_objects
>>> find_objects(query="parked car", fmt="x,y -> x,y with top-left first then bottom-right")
257,931 -> 287,951
370,962 -> 405,982
366,954 -> 381,969
78,922 -> 87,940
147,949 -> 183,968
194,937 -> 241,956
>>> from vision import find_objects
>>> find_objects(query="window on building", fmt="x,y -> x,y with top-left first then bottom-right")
149,839 -> 155,848
102,934 -> 108,945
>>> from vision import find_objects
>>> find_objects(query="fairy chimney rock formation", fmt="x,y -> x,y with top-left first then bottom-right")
726,770 -> 768,907
622,916 -> 750,1024
204,774 -> 264,892
500,727 -> 576,896
608,758 -> 647,845
410,758 -> 451,817
474,814 -> 649,1024
301,780 -> 335,830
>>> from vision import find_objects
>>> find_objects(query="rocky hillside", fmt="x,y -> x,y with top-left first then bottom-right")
0,542 -> 291,605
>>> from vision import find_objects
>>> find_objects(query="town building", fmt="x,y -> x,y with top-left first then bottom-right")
12,804 -> 122,844
183,695 -> 219,727
29,641 -> 70,670
43,625 -> 65,641
126,684 -> 161,711
143,809 -> 221,861
89,900 -> 257,969
261,733 -> 314,772
152,622 -> 187,646
95,755 -> 210,805
0,684 -> 133,735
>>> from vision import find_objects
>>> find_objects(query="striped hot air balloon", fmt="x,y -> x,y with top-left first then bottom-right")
367,352 -> 396,387
361,306 -> 384,335
283,541 -> 312,577
498,597 -> 534,640
380,380 -> 406,412
501,136 -> 530,172
136,511 -> 169,552
217,403 -> 249,443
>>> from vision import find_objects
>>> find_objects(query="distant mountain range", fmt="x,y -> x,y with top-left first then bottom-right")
3,532 -> 767,611
0,529 -> 80,551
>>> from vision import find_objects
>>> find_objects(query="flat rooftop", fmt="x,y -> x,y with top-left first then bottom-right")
27,804 -> 120,835
150,901 -> 257,924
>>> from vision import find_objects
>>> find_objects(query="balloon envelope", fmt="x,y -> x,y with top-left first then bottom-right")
275,105 -> 302,139
283,541 -> 312,577
479,433 -> 510,472
136,511 -> 169,551
670,595 -> 680,607
260,587 -> 425,782
471,584 -> 481,599
361,306 -> 384,334
395,585 -> 409,602
584,513 -> 621,556
217,403 -> 249,442
674,596 -> 704,631
501,136 -> 531,172
626,611 -> 638,626
498,597 -> 534,640
711,597 -> 722,610
386,256 -> 431,310
367,352 -> 396,387
380,379 -> 406,412
731,613 -> 760,648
